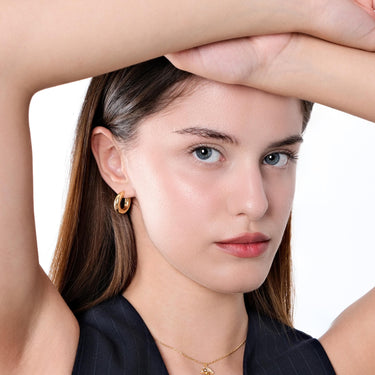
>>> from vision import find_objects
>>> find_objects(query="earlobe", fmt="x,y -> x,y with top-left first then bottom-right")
90,126 -> 134,195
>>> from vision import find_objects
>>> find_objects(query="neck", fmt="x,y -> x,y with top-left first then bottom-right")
124,209 -> 249,374
123,242 -> 248,363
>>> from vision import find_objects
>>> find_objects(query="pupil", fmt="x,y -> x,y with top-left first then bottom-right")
198,147 -> 212,160
267,153 -> 280,165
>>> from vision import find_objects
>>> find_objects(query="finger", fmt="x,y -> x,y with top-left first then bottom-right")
166,39 -> 255,84
165,49 -> 200,73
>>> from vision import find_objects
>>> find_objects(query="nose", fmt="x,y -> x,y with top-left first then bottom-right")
227,165 -> 269,221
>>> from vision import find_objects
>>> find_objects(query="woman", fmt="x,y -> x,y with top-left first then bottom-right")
54,59 -> 315,374
0,0 -> 374,374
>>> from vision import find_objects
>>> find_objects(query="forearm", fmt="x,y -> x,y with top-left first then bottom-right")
256,35 -> 375,122
1,0 -> 307,93
3,0 -> 375,94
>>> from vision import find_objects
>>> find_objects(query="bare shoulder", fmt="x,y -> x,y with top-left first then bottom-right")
8,271 -> 80,375
319,288 -> 375,375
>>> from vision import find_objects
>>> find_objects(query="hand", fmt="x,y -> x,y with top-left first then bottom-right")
167,30 -> 375,122
166,34 -> 297,87
167,0 -> 375,86
167,0 -> 375,87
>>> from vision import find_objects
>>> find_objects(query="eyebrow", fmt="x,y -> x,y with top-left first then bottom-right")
267,135 -> 304,149
174,127 -> 303,148
174,127 -> 237,144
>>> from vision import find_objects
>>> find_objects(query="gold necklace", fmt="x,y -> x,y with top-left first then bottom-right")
154,336 -> 246,374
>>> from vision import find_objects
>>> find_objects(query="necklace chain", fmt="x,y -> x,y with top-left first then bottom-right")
154,336 -> 246,371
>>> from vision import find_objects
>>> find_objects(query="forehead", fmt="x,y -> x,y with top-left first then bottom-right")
140,80 -> 303,142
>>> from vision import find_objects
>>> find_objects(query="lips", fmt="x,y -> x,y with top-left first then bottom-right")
215,233 -> 270,258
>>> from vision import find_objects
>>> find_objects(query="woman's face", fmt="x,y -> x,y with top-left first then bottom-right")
123,80 -> 303,294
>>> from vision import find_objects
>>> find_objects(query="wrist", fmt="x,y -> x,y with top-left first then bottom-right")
244,0 -> 315,34
248,34 -> 375,121
239,34 -> 307,95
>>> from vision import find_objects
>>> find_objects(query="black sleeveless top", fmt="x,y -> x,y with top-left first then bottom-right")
72,295 -> 336,374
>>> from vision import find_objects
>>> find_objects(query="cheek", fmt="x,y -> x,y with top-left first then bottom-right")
128,151 -> 221,245
265,169 -> 296,229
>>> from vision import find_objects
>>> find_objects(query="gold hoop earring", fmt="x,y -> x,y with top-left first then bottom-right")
114,191 -> 131,214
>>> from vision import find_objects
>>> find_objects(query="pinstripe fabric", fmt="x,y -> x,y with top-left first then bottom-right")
72,295 -> 336,374
243,310 -> 335,374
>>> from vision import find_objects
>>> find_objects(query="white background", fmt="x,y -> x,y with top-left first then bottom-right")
30,79 -> 374,339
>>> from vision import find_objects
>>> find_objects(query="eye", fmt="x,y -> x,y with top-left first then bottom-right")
263,152 -> 293,167
192,146 -> 221,163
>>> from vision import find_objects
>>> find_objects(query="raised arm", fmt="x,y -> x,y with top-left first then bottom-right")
250,35 -> 375,122
167,32 -> 375,122
0,2 -> 303,374
1,0 -> 375,374
2,0 -> 375,92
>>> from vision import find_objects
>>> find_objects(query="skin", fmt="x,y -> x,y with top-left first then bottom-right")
320,288 -> 375,374
0,0 -> 374,373
167,29 -> 375,374
92,80 -> 304,374
167,32 -> 375,122
2,0 -> 375,90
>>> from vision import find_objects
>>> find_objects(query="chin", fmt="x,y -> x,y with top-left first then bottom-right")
200,272 -> 269,295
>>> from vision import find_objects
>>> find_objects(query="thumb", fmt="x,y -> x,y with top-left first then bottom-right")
166,38 -> 258,85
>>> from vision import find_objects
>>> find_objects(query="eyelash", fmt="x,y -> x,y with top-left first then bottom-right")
188,144 -> 223,164
262,150 -> 299,168
188,144 -> 299,166
268,150 -> 299,162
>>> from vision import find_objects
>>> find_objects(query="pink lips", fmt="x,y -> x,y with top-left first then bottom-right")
215,233 -> 270,258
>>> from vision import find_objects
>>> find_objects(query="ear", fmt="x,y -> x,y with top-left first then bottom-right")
91,126 -> 135,196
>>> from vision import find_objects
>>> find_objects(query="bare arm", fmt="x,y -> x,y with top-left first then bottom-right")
2,0 -> 375,92
252,35 -> 375,122
0,2 -> 315,373
1,0 -> 375,373
0,80 -> 80,374
1,0 -> 295,92
320,288 -> 375,374
167,33 -> 375,122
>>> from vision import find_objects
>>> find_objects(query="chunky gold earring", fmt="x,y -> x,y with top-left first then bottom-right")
114,191 -> 131,214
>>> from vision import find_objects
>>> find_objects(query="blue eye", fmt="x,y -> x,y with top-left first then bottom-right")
263,152 -> 290,167
193,146 -> 221,163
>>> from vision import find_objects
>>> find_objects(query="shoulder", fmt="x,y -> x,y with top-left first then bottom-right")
245,309 -> 335,374
73,295 -> 133,374
320,288 -> 375,375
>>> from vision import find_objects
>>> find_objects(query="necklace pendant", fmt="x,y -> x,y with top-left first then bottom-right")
200,366 -> 215,375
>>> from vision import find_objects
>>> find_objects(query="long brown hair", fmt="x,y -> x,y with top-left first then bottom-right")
50,57 -> 313,326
